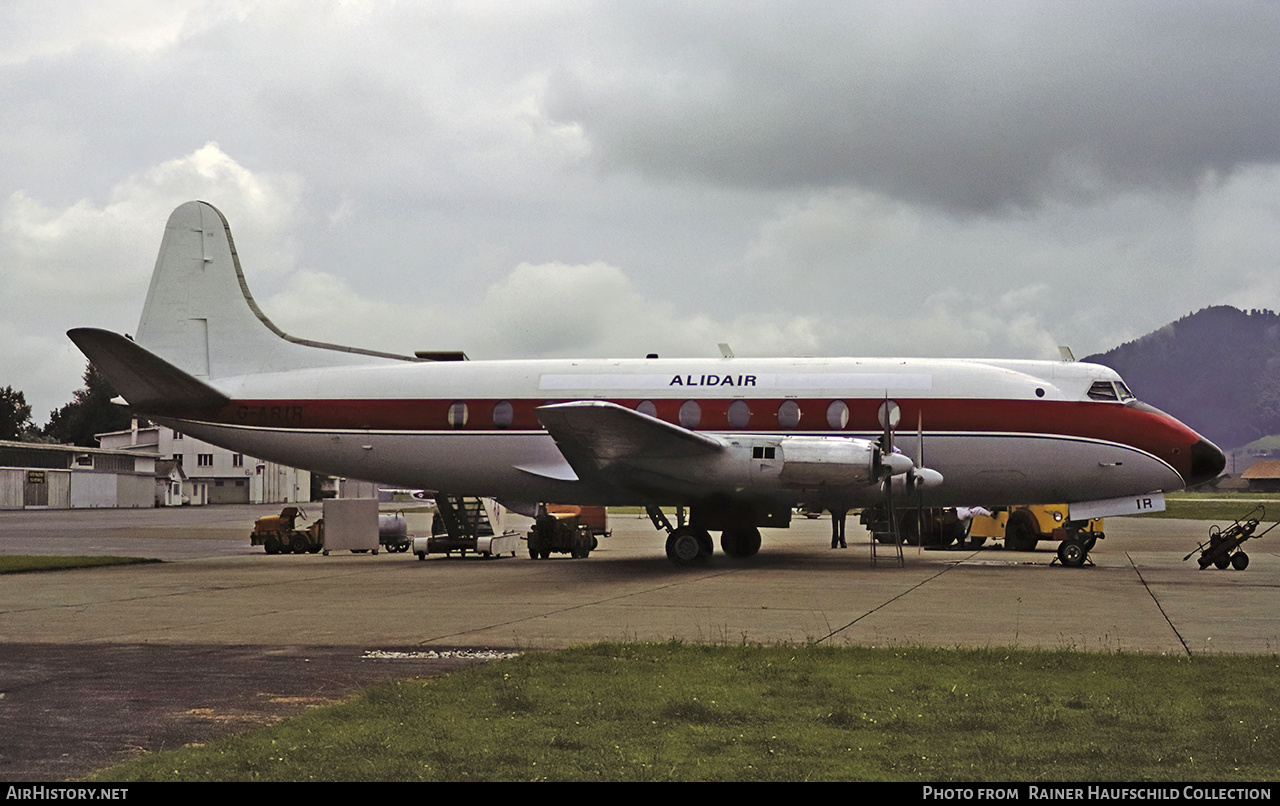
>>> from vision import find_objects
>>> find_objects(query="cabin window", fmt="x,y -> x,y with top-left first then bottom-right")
826,400 -> 849,429
679,400 -> 701,429
1087,381 -> 1119,402
727,400 -> 751,429
778,400 -> 801,428
637,400 -> 657,418
492,400 -> 514,429
447,401 -> 469,429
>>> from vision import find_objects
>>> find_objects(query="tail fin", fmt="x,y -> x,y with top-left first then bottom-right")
134,201 -> 418,378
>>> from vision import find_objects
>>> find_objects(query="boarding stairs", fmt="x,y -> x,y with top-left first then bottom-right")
434,494 -> 496,539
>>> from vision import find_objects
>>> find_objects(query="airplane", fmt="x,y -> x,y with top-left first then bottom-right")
69,201 -> 1226,566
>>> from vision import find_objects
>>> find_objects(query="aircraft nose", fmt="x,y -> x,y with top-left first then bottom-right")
1186,437 -> 1226,488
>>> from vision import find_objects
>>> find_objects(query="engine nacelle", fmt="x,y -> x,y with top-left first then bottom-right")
775,436 -> 879,488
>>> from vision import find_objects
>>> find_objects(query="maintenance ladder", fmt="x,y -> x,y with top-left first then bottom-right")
862,508 -> 905,568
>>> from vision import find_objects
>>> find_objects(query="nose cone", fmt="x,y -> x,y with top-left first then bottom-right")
1186,437 -> 1226,488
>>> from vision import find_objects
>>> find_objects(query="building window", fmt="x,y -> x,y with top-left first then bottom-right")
197,454 -> 214,467
173,430 -> 183,439
232,454 -> 244,468
173,454 -> 183,467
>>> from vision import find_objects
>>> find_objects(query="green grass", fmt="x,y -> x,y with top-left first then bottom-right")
0,555 -> 160,574
1136,492 -> 1280,522
85,644 -> 1280,782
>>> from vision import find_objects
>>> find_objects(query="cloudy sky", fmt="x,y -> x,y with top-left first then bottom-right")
3,1 -> 1279,421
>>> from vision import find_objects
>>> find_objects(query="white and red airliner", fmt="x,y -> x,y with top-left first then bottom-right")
70,201 -> 1225,564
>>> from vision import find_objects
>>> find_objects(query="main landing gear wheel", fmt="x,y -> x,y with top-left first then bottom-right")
1005,511 -> 1039,552
666,527 -> 711,566
1057,538 -> 1088,568
720,527 -> 761,558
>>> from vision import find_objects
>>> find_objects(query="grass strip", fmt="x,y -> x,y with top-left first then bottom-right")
0,555 -> 160,574
87,643 -> 1280,782
1136,493 -> 1280,522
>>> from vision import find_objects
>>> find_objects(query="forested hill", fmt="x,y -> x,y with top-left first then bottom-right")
1083,306 -> 1280,451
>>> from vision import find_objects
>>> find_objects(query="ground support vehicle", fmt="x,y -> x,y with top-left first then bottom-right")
251,506 -> 324,554
526,504 -> 604,559
960,505 -> 1105,568
379,511 -> 412,553
414,532 -> 520,559
1184,505 -> 1278,571
414,495 -> 519,559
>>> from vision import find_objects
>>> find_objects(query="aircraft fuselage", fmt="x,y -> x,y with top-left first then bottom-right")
153,354 -> 1212,510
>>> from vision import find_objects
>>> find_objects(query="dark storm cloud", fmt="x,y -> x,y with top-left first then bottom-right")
543,1 -> 1280,213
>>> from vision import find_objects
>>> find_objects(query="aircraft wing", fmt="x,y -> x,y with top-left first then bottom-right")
535,401 -> 725,495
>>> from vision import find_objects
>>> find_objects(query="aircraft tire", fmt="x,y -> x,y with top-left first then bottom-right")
667,528 -> 709,565
720,527 -> 761,558
1005,512 -> 1039,552
1232,552 -> 1249,571
1056,538 -> 1088,568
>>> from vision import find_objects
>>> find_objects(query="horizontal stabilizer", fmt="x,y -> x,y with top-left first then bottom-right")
67,328 -> 229,414
536,401 -> 723,481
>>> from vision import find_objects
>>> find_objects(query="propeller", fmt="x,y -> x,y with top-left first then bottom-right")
875,399 -> 944,546
876,399 -> 905,544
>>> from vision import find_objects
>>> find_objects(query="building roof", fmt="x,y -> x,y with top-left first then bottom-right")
0,440 -> 156,475
1241,460 -> 1280,480
155,459 -> 187,480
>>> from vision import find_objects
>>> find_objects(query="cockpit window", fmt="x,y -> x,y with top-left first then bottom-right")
1114,381 -> 1135,402
1087,381 -> 1119,401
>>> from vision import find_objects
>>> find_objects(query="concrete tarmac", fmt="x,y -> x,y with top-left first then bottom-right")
2,505 -> 1277,779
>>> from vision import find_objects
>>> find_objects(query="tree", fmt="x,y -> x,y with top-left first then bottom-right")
1,385 -> 35,441
44,363 -> 134,447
